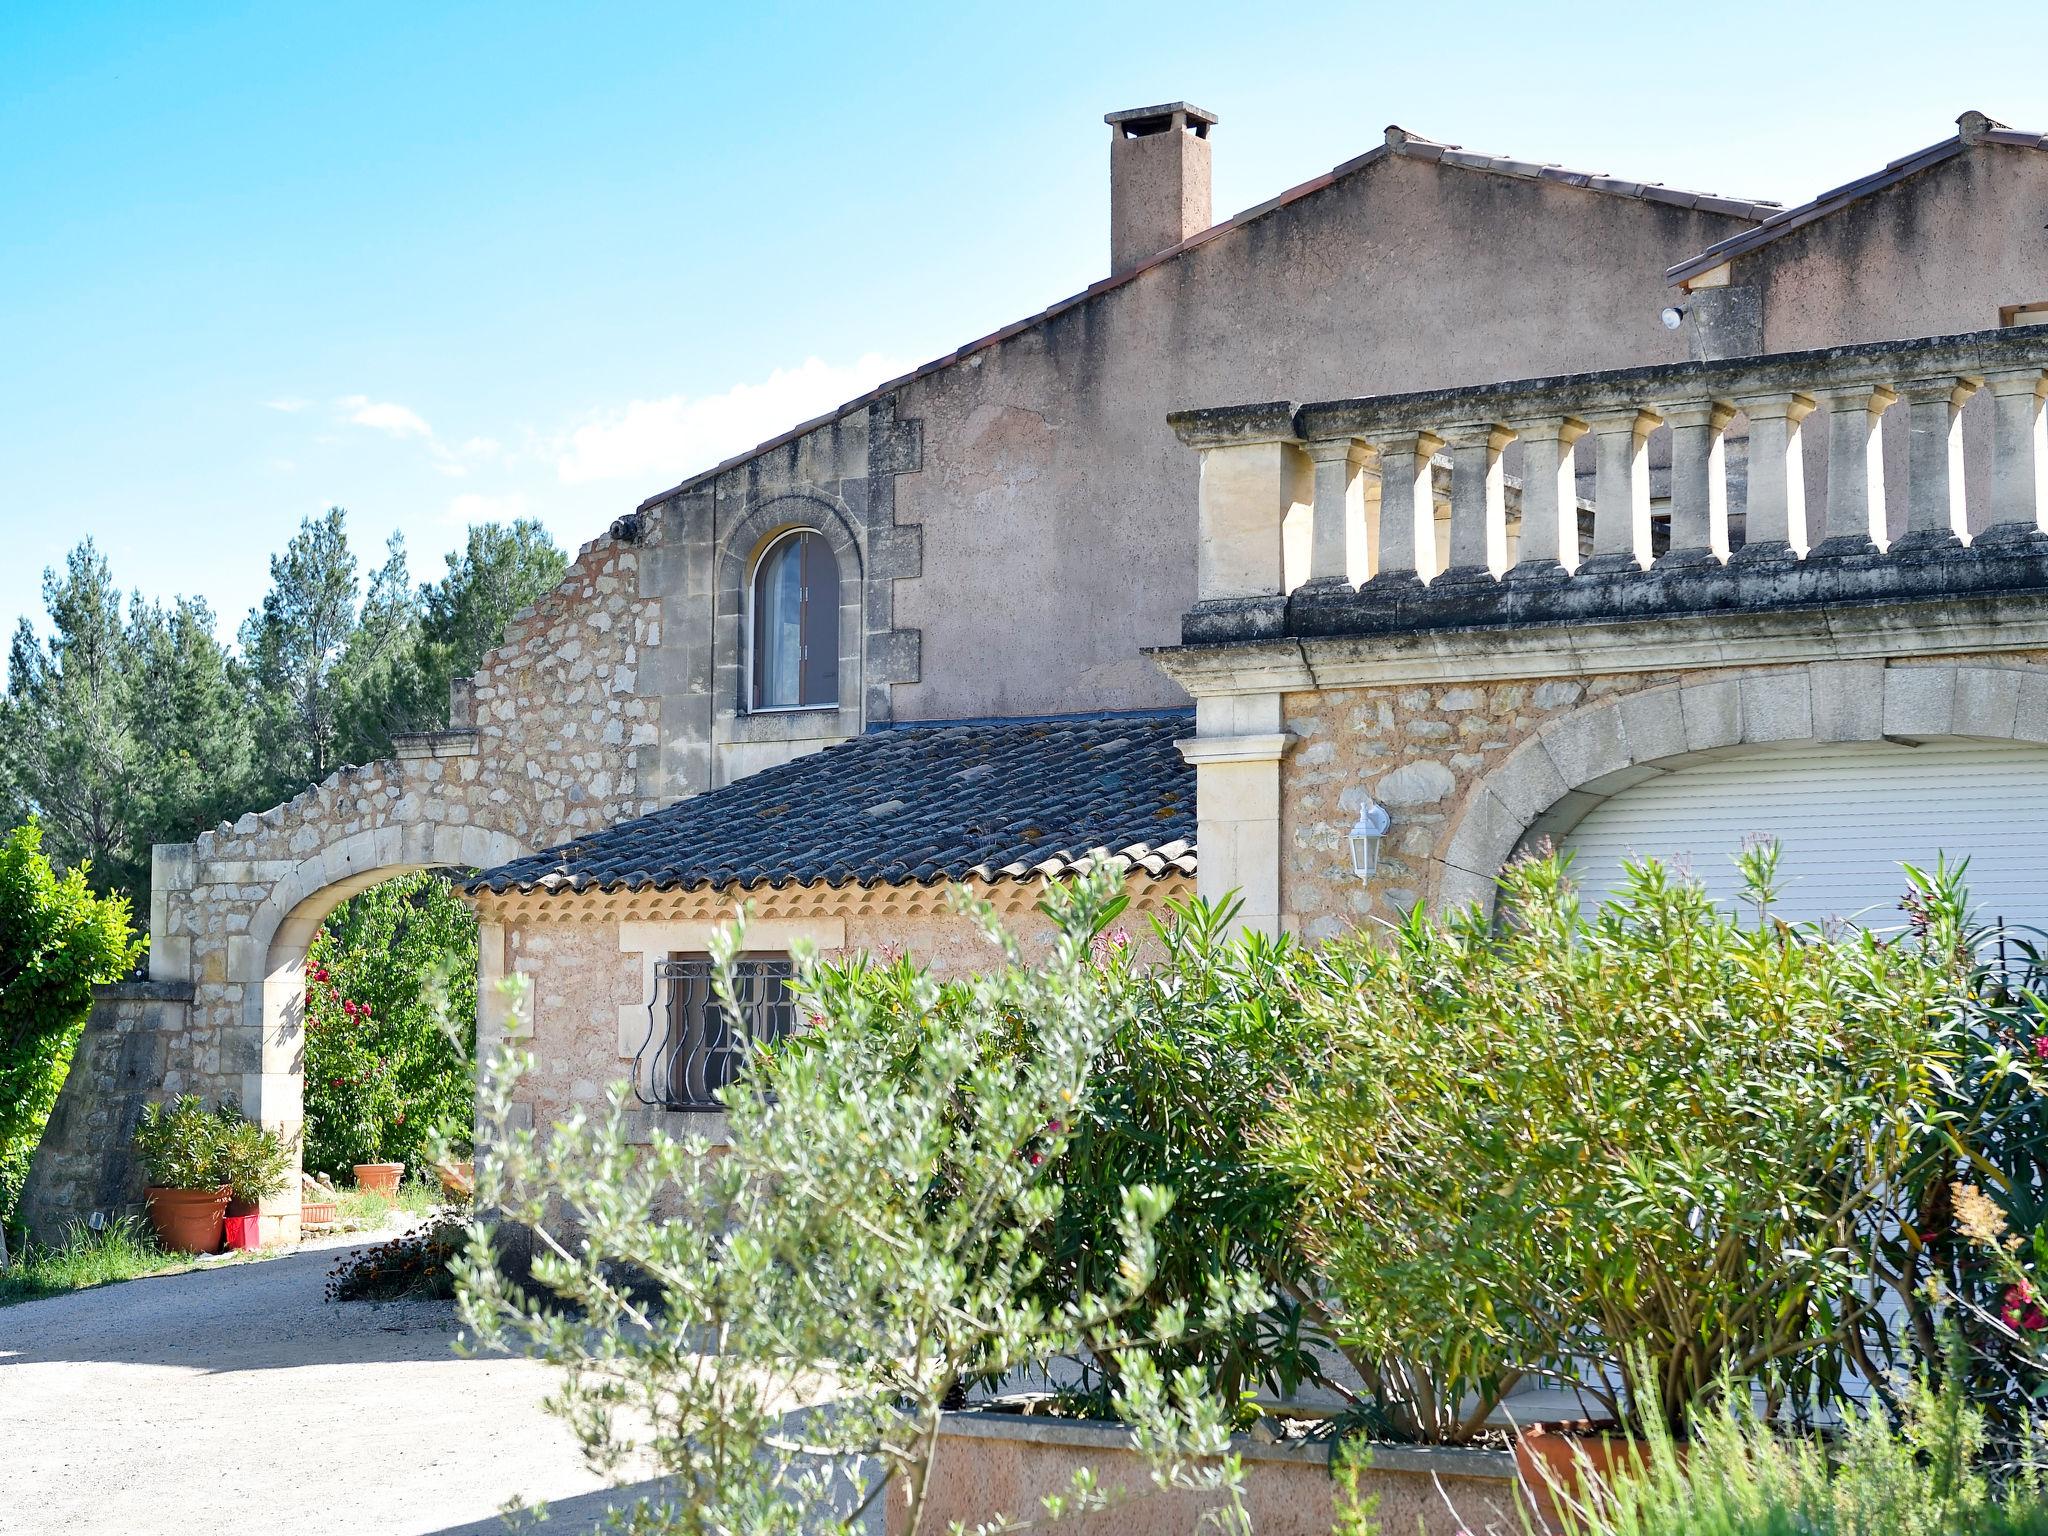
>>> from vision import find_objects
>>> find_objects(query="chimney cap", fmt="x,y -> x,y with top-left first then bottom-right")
1105,102 -> 1219,138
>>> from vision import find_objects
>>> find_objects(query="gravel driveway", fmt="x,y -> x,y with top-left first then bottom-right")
0,1229 -> 624,1535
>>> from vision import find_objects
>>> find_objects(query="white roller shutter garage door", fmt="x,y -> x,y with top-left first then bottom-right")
1558,740 -> 2048,932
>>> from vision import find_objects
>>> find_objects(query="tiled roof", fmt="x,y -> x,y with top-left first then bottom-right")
1667,112 -> 2048,286
636,127 -> 1775,514
469,710 -> 1197,896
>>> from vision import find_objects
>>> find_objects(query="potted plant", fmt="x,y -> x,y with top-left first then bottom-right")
354,1160 -> 405,1197
133,1096 -> 230,1254
218,1117 -> 295,1250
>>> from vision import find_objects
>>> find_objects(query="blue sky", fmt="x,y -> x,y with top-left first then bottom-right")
4,0 -> 2042,650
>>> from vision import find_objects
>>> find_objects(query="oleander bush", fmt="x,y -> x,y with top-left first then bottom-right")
1263,845 -> 1975,1441
302,871 -> 476,1179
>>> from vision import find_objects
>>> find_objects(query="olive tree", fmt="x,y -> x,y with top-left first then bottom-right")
453,868 -> 1260,1535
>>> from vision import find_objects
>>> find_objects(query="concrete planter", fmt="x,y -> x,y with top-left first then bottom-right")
887,1409 -> 1518,1536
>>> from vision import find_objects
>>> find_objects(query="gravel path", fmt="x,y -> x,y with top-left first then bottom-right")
0,1226 -> 621,1535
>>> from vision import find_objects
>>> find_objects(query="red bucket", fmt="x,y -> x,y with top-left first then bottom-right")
223,1212 -> 262,1251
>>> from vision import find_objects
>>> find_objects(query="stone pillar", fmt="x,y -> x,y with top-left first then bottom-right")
1582,408 -> 1661,571
147,842 -> 198,985
1657,400 -> 1735,564
1732,391 -> 1814,557
1301,436 -> 1374,587
1176,695 -> 1296,937
1364,430 -> 1444,583
1505,415 -> 1588,573
1191,429 -> 1312,602
1982,367 -> 2048,539
1440,422 -> 1515,579
1898,375 -> 1977,546
1814,383 -> 1897,553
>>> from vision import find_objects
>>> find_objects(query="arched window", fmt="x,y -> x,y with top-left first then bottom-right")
749,529 -> 839,710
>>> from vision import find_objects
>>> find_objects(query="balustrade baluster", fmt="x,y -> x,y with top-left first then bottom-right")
1364,430 -> 1443,582
1814,383 -> 1896,554
1441,423 -> 1514,580
1731,391 -> 1813,559
1983,367 -> 2048,540
1658,401 -> 1735,564
1302,436 -> 1373,587
1582,408 -> 1661,571
1504,416 -> 1588,574
1898,375 -> 1977,546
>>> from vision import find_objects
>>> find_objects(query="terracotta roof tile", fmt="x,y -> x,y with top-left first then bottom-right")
469,710 -> 1197,897
1667,114 -> 2048,286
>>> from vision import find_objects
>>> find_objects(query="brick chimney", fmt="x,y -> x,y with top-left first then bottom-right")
1105,102 -> 1217,275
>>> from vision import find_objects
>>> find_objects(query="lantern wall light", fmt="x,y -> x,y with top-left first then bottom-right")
1348,797 -> 1392,884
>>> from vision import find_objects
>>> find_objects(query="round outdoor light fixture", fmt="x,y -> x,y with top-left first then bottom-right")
1660,304 -> 1686,330
1348,798 -> 1392,884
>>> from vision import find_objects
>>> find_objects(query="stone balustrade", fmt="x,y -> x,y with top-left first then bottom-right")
1169,327 -> 2048,643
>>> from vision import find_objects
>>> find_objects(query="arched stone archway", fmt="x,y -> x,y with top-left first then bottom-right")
141,746 -> 533,1240
1441,660 -> 2048,915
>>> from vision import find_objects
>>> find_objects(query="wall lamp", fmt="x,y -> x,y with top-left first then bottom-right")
1348,798 -> 1392,884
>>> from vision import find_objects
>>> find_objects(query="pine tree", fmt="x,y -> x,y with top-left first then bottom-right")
0,544 -> 138,890
126,594 -> 256,859
240,507 -> 363,798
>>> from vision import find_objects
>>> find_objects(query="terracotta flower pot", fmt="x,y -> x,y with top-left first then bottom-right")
146,1185 -> 230,1254
301,1200 -> 339,1227
1515,1421 -> 1657,1526
354,1162 -> 405,1197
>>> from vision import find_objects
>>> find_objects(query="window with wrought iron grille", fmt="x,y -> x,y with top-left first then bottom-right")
633,954 -> 799,1111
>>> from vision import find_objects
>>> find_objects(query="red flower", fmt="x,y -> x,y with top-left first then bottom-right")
2033,1036 -> 2048,1062
2003,1282 -> 2047,1332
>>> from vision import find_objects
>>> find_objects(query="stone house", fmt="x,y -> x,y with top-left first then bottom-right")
21,103 -> 2048,1243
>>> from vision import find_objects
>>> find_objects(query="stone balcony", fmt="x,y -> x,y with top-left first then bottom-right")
1165,327 -> 2048,653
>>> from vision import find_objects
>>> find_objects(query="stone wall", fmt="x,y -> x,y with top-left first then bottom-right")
1279,653 -> 2048,940
17,983 -> 194,1246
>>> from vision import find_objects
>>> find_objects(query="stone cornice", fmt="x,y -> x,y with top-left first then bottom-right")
1151,573 -> 2048,697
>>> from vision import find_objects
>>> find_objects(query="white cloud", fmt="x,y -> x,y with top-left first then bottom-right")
338,394 -> 433,439
555,353 -> 909,486
448,491 -> 531,526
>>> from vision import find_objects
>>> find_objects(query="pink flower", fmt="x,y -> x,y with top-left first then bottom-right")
2033,1036 -> 2048,1062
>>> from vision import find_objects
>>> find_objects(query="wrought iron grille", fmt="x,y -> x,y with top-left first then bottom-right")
633,955 -> 798,1111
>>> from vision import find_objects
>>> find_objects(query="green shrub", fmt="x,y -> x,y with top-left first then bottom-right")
132,1095 -> 229,1190
1260,846 -> 1971,1441
132,1095 -> 292,1203
0,822 -> 145,1224
217,1116 -> 295,1207
456,870 -> 1262,1536
784,893 -> 1331,1413
302,871 -> 476,1178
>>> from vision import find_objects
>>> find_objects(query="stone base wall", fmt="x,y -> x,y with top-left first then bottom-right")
17,982 -> 192,1247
